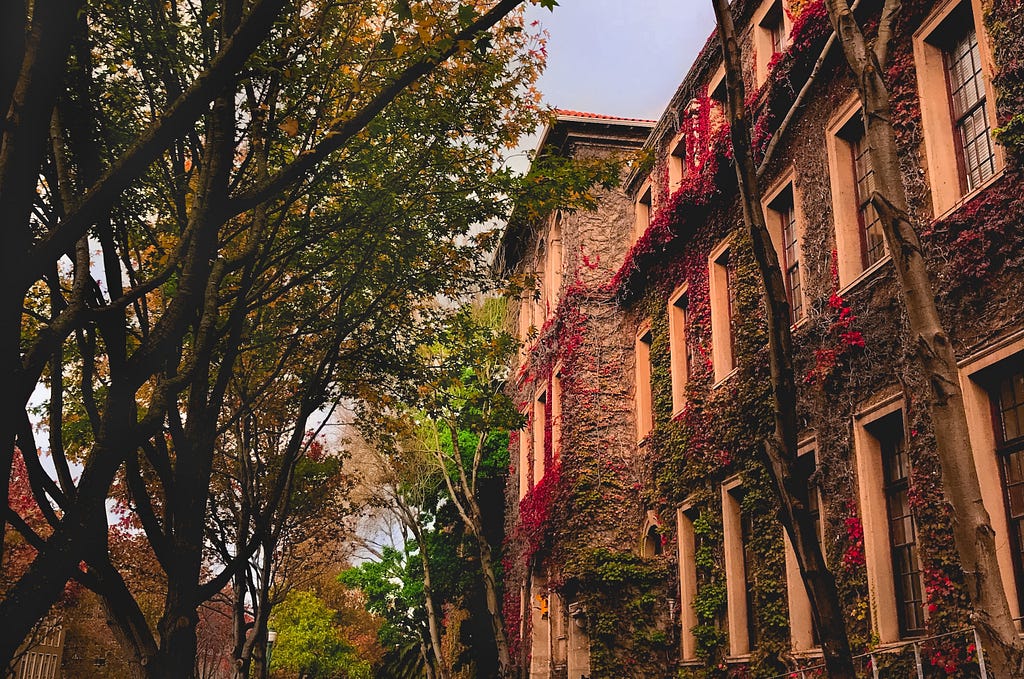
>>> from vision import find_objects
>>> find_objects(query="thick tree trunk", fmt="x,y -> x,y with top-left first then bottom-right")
467,502 -> 513,676
823,1 -> 1024,675
710,1 -> 858,676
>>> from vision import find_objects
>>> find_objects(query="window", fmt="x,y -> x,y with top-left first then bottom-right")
635,324 -> 654,441
668,285 -> 692,413
915,1 -> 1001,215
765,181 -> 804,324
677,505 -> 699,661
642,524 -> 663,558
530,574 -> 551,674
546,214 -> 564,314
848,122 -> 887,270
723,480 -> 757,656
784,445 -> 824,651
551,368 -> 563,463
960,344 -> 1024,623
533,390 -> 547,486
709,241 -> 737,383
994,367 -> 1024,612
668,132 -> 688,193
519,412 -> 530,500
854,399 -> 927,642
874,414 -> 925,637
532,237 -> 548,325
708,64 -> 728,132
755,0 -> 790,85
946,25 -> 996,191
827,102 -> 889,286
634,180 -> 653,243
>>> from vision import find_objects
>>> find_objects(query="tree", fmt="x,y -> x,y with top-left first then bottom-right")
268,589 -> 371,679
364,299 -> 522,676
823,0 -> 1024,675
352,435 -> 451,679
709,1 -> 857,676
0,0 -> 550,674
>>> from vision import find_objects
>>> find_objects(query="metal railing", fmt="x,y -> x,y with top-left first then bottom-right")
765,626 -> 992,679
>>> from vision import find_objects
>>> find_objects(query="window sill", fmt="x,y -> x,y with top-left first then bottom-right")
726,654 -> 752,663
837,254 -> 892,298
789,647 -> 823,659
931,167 -> 1006,224
790,315 -> 810,333
712,367 -> 739,390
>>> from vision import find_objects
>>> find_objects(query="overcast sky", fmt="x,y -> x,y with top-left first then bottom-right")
524,0 -> 718,120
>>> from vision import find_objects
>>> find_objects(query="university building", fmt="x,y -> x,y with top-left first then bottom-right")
498,0 -> 1024,676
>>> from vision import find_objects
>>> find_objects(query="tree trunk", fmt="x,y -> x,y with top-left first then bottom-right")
710,1 -> 858,676
823,1 -> 1024,675
467,501 -> 513,676
410,519 -> 450,679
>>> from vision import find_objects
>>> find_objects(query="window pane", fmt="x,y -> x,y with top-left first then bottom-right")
852,135 -> 887,267
880,420 -> 924,636
998,372 -> 1024,443
946,27 -> 995,192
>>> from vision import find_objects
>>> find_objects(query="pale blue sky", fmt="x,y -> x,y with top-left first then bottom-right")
525,0 -> 718,120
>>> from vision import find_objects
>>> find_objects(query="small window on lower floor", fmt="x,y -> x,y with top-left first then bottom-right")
677,505 -> 699,661
855,399 -> 929,643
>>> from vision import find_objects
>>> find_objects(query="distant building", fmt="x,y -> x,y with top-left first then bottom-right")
12,626 -> 63,679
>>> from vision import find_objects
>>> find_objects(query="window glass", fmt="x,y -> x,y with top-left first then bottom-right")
945,26 -> 996,192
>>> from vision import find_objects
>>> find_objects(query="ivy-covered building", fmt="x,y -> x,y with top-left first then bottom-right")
500,0 -> 1024,677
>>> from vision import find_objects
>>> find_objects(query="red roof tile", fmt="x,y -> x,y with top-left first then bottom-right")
554,109 -> 657,124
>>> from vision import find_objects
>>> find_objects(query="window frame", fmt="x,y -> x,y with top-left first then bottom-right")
677,502 -> 700,662
546,213 -> 564,315
753,0 -> 791,86
668,284 -> 691,415
784,440 -> 825,652
826,97 -> 891,289
635,321 -> 654,442
551,366 -> 563,463
533,389 -> 548,487
668,130 -> 688,194
913,0 -> 1003,217
634,179 -> 654,244
853,396 -> 926,643
959,338 -> 1024,625
873,412 -> 926,638
519,409 -> 531,500
723,477 -> 757,657
709,239 -> 737,384
763,172 -> 807,326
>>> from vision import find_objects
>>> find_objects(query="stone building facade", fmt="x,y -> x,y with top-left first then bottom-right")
500,0 -> 1024,677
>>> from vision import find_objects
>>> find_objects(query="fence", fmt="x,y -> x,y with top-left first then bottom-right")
767,626 -> 993,679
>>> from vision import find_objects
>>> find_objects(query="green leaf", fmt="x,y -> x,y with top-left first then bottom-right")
456,4 -> 477,25
393,0 -> 413,21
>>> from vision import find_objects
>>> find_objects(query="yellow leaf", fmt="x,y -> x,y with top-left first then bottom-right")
279,118 -> 299,137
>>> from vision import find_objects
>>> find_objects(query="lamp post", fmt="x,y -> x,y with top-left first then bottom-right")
266,630 -> 278,673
